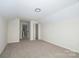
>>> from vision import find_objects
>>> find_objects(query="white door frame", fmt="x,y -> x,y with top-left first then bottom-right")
30,21 -> 41,40
33,23 -> 41,40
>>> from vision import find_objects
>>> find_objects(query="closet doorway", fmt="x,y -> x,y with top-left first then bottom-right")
35,24 -> 39,40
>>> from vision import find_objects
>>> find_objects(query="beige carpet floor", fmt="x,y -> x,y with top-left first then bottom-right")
0,40 -> 79,58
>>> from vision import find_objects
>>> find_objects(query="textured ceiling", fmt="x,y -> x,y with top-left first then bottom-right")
0,0 -> 79,20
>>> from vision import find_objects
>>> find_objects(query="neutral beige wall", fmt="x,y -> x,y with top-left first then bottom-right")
8,18 -> 20,43
42,2 -> 79,53
0,17 -> 7,54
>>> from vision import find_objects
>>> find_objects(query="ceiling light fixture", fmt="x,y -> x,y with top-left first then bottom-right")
35,8 -> 41,12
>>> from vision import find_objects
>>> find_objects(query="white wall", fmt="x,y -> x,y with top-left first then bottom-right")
42,2 -> 79,53
8,18 -> 20,43
30,20 -> 35,40
0,17 -> 7,54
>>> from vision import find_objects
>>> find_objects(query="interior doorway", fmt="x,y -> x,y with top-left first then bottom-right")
20,20 -> 40,41
20,20 -> 30,41
22,24 -> 28,39
35,24 -> 39,40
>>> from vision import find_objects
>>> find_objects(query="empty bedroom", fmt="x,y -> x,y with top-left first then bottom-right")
0,0 -> 79,58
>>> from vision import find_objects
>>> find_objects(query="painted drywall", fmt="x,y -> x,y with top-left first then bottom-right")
0,0 -> 18,17
18,0 -> 79,20
42,2 -> 79,53
20,20 -> 30,39
30,20 -> 36,40
0,17 -> 7,54
0,0 -> 79,19
8,18 -> 20,43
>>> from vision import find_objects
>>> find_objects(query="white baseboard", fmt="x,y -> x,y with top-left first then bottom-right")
43,39 -> 79,53
8,40 -> 20,44
0,44 -> 7,55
